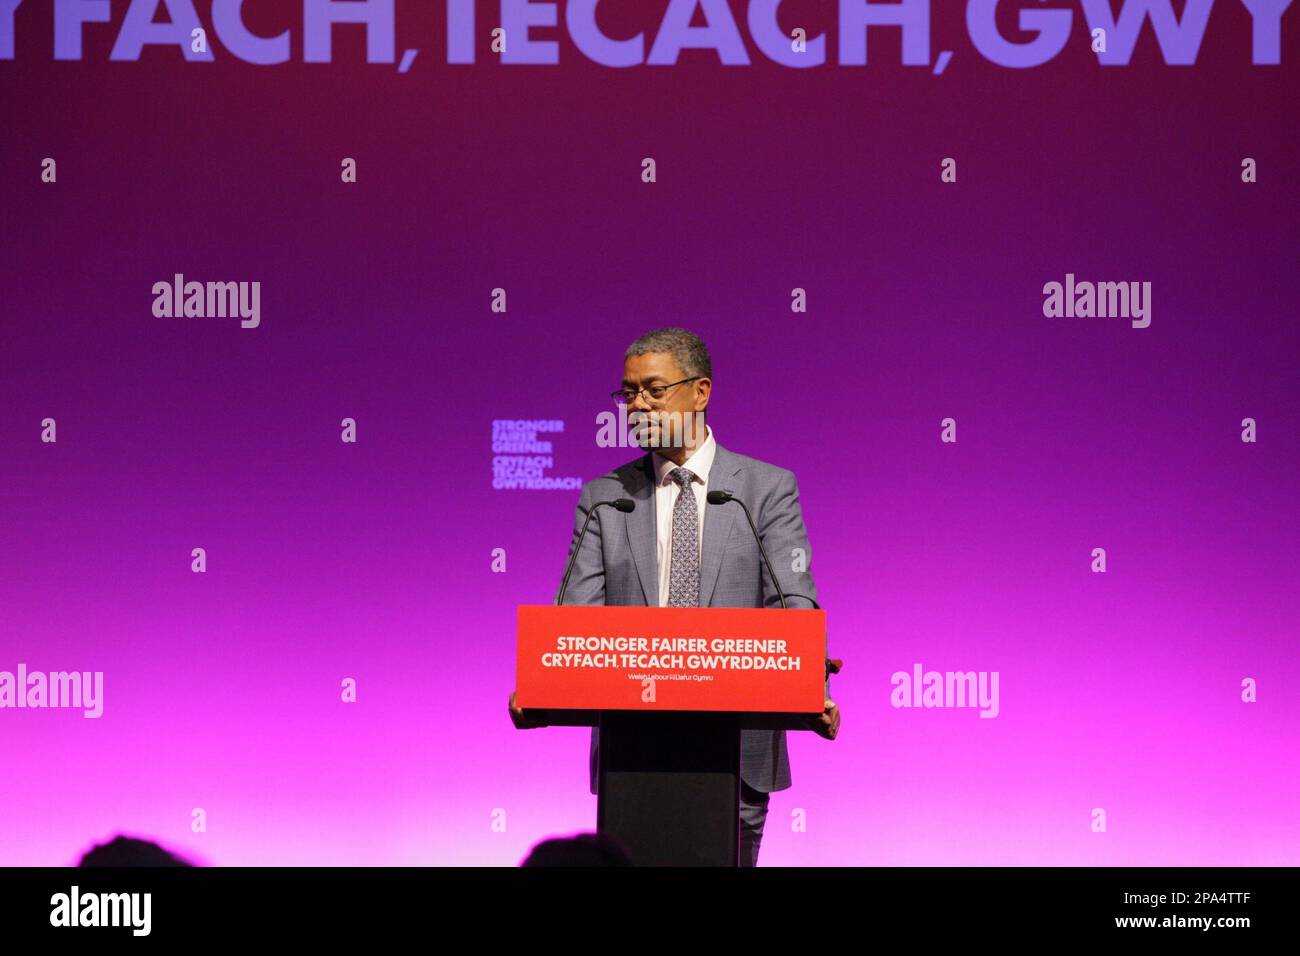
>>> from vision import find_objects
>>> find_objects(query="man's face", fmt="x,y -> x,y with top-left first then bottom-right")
621,352 -> 711,450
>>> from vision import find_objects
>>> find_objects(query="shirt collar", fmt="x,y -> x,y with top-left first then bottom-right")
652,424 -> 715,487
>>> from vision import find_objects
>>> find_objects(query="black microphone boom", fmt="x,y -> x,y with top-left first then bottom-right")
706,489 -> 789,610
556,498 -> 634,605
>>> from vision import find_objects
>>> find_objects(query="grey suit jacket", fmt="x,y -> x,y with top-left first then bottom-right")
556,440 -> 819,795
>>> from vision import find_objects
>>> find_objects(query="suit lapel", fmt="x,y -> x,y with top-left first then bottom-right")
625,454 -> 658,606
700,443 -> 743,607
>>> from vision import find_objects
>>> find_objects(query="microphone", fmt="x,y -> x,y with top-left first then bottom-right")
556,498 -> 635,605
707,489 -> 793,610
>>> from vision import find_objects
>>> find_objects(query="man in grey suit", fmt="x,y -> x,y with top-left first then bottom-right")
512,327 -> 838,866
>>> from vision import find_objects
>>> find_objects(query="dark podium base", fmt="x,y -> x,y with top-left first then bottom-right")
596,711 -> 741,867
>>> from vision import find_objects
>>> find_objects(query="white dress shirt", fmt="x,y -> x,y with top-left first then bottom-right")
651,425 -> 716,607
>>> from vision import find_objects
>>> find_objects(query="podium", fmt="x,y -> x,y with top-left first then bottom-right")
515,604 -> 829,866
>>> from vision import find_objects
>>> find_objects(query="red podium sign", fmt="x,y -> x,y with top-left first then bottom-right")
516,605 -> 826,713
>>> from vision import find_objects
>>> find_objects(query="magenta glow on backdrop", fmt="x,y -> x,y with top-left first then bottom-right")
1,1 -> 1297,866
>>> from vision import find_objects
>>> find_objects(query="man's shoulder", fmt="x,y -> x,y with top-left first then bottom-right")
716,445 -> 798,488
577,453 -> 652,499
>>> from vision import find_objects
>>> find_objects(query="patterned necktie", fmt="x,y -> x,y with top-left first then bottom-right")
667,467 -> 700,606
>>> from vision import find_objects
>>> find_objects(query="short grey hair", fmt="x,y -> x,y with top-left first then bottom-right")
624,327 -> 712,379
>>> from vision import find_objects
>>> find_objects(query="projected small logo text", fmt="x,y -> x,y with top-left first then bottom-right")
491,420 -> 582,490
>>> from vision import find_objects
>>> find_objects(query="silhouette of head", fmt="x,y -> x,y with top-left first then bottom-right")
78,835 -> 194,867
521,832 -> 633,867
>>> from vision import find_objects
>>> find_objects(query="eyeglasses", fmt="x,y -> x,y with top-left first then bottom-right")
610,376 -> 701,407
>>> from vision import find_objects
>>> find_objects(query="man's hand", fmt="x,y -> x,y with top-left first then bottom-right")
809,697 -> 840,740
508,690 -> 546,730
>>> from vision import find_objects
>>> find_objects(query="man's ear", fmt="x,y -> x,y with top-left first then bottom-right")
694,378 -> 711,412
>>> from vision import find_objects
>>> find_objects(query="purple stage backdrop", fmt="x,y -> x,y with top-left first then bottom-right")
1,1 -> 1297,867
